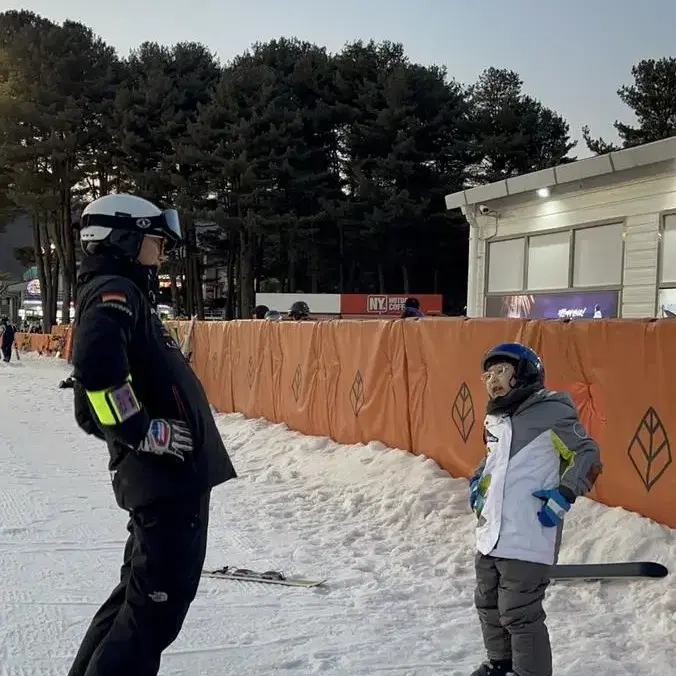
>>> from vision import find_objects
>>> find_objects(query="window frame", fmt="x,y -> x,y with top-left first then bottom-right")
485,236 -> 527,294
657,211 -> 676,287
483,218 -> 626,307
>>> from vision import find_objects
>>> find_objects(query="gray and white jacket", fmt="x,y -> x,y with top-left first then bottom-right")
473,388 -> 602,565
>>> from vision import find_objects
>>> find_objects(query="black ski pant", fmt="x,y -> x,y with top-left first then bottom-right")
67,491 -> 211,676
1,343 -> 11,362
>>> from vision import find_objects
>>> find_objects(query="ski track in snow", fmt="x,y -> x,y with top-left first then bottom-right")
0,355 -> 674,675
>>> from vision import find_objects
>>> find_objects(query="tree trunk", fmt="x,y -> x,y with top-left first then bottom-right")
347,260 -> 357,292
184,240 -> 195,317
255,235 -> 264,294
33,215 -> 55,333
193,252 -> 204,320
33,216 -> 47,332
310,246 -> 319,293
287,240 -> 297,293
239,216 -> 256,319
402,265 -> 410,294
230,240 -> 239,319
170,271 -> 179,315
338,222 -> 344,293
225,236 -> 236,320
50,256 -> 60,329
182,219 -> 204,319
65,196 -> 76,323
377,262 -> 386,294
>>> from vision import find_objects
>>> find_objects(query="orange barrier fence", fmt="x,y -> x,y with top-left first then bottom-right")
14,331 -> 68,357
32,318 -> 676,528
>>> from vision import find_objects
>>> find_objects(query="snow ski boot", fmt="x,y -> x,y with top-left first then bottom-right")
470,659 -> 515,676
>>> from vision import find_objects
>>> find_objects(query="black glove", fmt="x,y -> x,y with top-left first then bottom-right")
138,419 -> 193,462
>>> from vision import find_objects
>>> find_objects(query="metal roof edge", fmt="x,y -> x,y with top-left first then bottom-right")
444,134 -> 676,209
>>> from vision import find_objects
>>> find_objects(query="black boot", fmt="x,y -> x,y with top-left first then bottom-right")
470,659 -> 514,676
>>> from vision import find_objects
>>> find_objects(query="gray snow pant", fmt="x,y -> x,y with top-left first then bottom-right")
474,552 -> 552,676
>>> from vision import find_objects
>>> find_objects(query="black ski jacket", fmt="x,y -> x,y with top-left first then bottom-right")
1,323 -> 15,347
71,254 -> 236,510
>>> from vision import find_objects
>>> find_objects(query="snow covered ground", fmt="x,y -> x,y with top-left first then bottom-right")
0,354 -> 674,676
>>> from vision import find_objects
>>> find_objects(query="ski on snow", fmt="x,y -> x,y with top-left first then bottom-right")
202,566 -> 326,588
550,561 -> 668,581
202,561 -> 668,588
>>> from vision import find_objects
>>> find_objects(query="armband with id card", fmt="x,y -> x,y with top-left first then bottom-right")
85,377 -> 142,426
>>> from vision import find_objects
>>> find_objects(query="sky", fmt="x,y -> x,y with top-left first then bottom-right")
3,0 -> 676,158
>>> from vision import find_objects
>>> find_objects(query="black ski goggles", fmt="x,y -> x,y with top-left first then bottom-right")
80,209 -> 183,252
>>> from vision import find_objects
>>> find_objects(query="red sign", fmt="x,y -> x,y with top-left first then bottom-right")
340,294 -> 443,316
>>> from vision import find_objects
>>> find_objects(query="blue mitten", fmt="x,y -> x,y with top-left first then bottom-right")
469,475 -> 480,511
532,488 -> 571,527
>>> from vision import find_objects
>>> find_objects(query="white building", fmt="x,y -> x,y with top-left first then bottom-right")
445,135 -> 676,319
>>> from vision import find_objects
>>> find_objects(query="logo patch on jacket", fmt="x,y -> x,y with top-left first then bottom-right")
149,419 -> 171,445
101,292 -> 127,304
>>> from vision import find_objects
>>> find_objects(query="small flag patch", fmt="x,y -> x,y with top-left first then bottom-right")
101,292 -> 127,304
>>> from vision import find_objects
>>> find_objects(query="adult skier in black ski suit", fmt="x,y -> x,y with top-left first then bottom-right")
0,316 -> 15,362
67,193 -> 237,676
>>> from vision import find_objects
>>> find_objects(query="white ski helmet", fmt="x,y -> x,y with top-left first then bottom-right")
79,193 -> 182,258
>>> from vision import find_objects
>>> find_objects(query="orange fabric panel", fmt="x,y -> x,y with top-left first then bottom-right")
190,321 -> 234,414
266,321 -> 328,436
226,320 -> 278,421
538,318 -> 674,526
403,318 -> 542,478
42,318 -> 676,529
316,319 -> 411,450
14,332 -> 64,356
229,320 -> 277,421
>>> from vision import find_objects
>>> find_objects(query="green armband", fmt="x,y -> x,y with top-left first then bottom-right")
85,377 -> 142,426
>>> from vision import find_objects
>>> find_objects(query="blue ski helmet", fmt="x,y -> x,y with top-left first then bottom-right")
481,342 -> 545,389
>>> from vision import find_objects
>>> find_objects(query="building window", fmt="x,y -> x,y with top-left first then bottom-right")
526,231 -> 570,290
572,223 -> 624,287
659,214 -> 676,284
487,238 -> 525,292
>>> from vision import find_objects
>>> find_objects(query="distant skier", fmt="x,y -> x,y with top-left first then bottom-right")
66,193 -> 237,676
254,304 -> 269,319
469,343 -> 602,676
0,316 -> 15,362
287,300 -> 311,320
400,297 -> 424,319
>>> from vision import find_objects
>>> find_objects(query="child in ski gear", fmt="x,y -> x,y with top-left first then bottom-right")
67,193 -> 236,676
0,316 -> 15,362
469,343 -> 601,676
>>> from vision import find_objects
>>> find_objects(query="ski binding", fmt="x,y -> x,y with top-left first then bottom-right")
202,566 -> 326,587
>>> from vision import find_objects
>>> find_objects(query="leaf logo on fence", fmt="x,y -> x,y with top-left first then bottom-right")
627,406 -> 672,491
292,364 -> 302,402
247,355 -> 256,388
452,382 -> 475,443
349,370 -> 365,416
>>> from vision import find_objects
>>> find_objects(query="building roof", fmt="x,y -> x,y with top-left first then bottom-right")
445,134 -> 676,211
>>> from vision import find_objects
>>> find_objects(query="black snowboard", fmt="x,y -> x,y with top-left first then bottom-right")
551,561 -> 668,581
